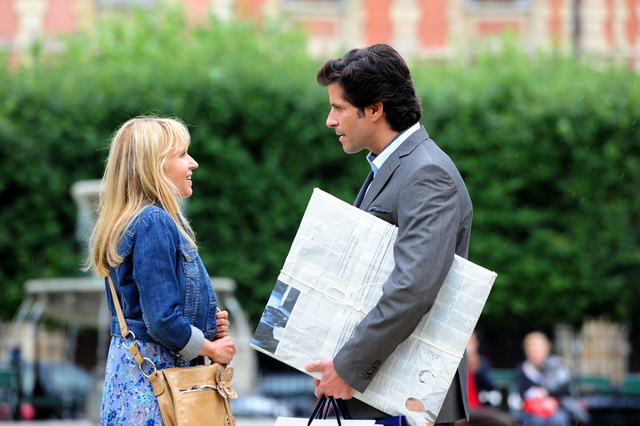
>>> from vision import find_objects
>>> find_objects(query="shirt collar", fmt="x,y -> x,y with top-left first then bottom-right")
366,122 -> 421,177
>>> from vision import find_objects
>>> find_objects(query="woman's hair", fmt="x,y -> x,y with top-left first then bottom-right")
317,44 -> 422,132
86,115 -> 196,278
523,331 -> 551,349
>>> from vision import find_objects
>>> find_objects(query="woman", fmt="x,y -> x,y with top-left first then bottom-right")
85,116 -> 236,425
515,332 -> 584,426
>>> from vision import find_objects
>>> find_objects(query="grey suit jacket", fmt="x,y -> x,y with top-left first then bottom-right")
334,126 -> 473,423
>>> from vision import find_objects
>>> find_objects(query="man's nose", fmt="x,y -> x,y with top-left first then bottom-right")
326,113 -> 337,128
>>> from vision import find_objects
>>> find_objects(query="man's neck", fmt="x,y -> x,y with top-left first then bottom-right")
370,127 -> 399,156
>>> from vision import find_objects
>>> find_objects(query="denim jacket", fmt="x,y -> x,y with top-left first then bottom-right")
106,205 -> 218,361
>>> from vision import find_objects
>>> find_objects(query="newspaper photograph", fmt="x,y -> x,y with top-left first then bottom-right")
251,188 -> 497,426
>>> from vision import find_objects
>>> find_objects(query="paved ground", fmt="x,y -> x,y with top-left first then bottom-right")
0,417 -> 276,426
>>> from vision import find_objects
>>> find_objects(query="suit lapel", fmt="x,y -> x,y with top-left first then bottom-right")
354,172 -> 373,208
357,126 -> 429,210
359,154 -> 400,209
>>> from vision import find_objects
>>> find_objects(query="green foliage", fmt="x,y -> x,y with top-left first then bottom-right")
414,44 -> 640,332
0,5 -> 638,336
0,4 -> 365,321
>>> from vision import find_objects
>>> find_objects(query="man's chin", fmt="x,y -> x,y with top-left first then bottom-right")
342,144 -> 364,155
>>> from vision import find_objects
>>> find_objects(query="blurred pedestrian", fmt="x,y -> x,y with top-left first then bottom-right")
455,332 -> 514,426
515,332 -> 588,426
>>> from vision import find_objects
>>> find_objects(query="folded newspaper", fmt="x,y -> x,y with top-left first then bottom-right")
251,188 -> 497,426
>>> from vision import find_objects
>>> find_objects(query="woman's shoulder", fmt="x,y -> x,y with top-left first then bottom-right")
127,205 -> 177,234
544,354 -> 569,370
118,205 -> 187,258
137,204 -> 171,219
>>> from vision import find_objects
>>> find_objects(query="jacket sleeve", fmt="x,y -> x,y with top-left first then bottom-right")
333,162 -> 461,392
132,212 -> 203,360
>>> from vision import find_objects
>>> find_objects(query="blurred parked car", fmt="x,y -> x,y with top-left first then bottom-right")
0,349 -> 93,420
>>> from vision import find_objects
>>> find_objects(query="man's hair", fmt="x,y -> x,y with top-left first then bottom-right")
317,44 -> 422,132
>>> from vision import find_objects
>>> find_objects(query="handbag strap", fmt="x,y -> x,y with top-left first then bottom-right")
106,275 -> 141,360
107,274 -> 164,394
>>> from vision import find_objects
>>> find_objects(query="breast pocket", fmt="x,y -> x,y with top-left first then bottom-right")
180,247 -> 199,278
179,246 -> 202,323
367,206 -> 393,222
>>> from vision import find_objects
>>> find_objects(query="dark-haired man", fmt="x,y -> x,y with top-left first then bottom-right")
305,44 -> 473,426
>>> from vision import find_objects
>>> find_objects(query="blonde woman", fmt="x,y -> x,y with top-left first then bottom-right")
515,332 -> 586,426
86,116 -> 235,425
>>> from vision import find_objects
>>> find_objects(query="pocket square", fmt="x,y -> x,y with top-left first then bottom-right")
368,206 -> 391,214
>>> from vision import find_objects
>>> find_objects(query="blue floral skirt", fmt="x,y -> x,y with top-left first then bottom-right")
100,335 -> 192,426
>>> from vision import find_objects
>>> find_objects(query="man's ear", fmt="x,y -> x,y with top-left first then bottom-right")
367,101 -> 385,121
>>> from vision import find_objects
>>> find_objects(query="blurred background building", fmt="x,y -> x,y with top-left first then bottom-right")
0,0 -> 638,69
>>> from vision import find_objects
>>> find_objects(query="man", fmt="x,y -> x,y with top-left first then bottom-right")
305,44 -> 473,426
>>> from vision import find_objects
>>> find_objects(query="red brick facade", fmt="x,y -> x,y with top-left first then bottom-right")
0,0 -> 638,69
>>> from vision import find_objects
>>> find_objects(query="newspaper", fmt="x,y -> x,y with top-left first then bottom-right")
251,188 -> 497,426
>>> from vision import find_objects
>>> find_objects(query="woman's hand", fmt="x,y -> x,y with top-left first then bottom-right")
202,336 -> 236,365
215,310 -> 230,339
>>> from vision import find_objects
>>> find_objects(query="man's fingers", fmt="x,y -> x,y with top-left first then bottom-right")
305,361 -> 324,372
308,364 -> 324,397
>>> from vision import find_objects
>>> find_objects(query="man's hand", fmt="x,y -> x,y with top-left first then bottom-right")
305,359 -> 355,399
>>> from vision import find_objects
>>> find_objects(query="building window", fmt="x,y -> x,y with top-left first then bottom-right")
466,0 -> 531,12
284,0 -> 343,3
281,0 -> 346,12
96,0 -> 159,7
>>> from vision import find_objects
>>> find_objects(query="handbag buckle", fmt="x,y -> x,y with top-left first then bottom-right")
138,356 -> 157,378
122,331 -> 137,349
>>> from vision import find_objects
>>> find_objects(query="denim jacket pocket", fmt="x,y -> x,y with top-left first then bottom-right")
180,246 -> 199,277
180,245 -> 202,324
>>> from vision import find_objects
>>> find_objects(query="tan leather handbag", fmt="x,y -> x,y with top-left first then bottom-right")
107,276 -> 238,426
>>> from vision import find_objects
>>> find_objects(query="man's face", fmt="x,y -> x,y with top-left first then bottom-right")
325,83 -> 376,154
406,398 -> 425,412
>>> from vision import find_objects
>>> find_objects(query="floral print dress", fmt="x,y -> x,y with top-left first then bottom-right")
100,335 -> 191,425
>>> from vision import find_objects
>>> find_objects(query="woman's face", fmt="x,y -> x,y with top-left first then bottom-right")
524,335 -> 550,366
165,139 -> 198,198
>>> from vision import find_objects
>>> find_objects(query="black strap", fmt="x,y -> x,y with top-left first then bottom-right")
334,399 -> 353,419
308,396 -> 327,425
308,396 -> 345,426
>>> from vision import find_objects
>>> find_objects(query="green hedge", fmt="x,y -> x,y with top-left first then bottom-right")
1,5 -> 638,338
415,46 -> 640,331
0,5 -> 365,321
